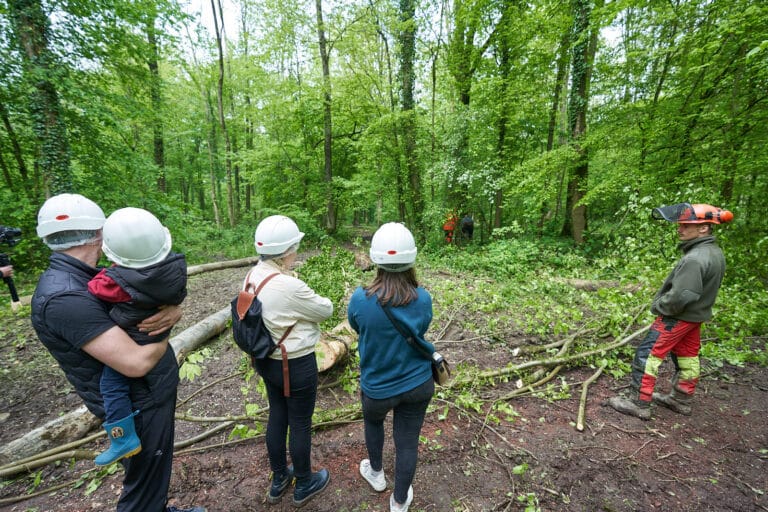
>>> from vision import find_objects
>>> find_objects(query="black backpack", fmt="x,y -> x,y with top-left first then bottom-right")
231,272 -> 280,359
231,270 -> 296,396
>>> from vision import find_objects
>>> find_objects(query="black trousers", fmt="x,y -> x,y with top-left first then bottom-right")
117,389 -> 177,512
361,377 -> 434,504
254,353 -> 318,479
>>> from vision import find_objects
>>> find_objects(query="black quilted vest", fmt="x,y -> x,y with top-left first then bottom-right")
31,253 -> 179,419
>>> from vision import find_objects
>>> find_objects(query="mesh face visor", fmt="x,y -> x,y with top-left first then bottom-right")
651,203 -> 695,223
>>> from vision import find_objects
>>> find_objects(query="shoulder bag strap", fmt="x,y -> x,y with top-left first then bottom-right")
277,324 -> 295,398
378,300 -> 432,361
236,272 -> 280,320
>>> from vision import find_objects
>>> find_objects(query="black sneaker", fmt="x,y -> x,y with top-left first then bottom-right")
293,469 -> 330,508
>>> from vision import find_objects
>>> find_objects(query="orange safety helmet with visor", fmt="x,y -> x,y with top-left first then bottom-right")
651,203 -> 734,225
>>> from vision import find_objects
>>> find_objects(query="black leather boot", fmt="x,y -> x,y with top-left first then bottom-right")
293,468 -> 330,508
653,388 -> 692,415
606,389 -> 651,420
267,465 -> 294,504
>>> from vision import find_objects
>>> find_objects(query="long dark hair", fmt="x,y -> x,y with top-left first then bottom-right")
364,267 -> 419,307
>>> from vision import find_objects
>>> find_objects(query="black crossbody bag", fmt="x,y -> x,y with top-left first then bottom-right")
378,301 -> 451,386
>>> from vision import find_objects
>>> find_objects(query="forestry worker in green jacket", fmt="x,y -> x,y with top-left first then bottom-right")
607,202 -> 733,420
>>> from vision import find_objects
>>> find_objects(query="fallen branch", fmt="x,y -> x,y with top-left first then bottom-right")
497,365 -> 564,401
0,474 -> 88,506
576,361 -> 607,432
467,323 -> 650,386
554,277 -> 641,293
177,371 -> 245,407
0,450 -> 96,478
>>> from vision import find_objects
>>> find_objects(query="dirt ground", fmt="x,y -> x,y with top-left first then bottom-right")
1,263 -> 767,512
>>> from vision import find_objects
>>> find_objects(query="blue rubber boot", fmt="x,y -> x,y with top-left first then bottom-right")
267,464 -> 294,503
94,411 -> 142,466
293,468 -> 330,508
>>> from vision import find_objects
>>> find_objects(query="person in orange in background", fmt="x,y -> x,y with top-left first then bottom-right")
442,211 -> 458,243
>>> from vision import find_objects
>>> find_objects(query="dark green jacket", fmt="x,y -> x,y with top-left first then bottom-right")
651,236 -> 726,323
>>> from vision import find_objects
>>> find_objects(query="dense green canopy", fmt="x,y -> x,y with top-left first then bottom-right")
0,0 -> 765,275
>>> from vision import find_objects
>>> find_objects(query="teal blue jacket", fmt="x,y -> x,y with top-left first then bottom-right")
348,286 -> 433,399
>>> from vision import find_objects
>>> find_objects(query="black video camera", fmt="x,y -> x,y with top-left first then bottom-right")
0,226 -> 22,247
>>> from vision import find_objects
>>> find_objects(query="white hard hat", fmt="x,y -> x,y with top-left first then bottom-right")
37,193 -> 106,238
369,222 -> 417,271
254,215 -> 305,255
102,207 -> 172,268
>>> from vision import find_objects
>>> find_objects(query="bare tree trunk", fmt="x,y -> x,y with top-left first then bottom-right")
146,12 -> 166,193
315,0 -> 336,233
0,100 -> 30,188
205,89 -> 221,227
211,0 -> 235,227
542,32 -> 570,235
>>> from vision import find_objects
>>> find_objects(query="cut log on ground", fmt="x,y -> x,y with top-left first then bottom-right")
187,256 -> 260,276
171,306 -> 230,363
0,406 -> 99,468
316,320 -> 355,372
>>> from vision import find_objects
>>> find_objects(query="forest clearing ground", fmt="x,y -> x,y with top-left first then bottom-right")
0,265 -> 766,512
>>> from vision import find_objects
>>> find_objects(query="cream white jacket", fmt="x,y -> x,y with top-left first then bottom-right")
244,259 -> 333,360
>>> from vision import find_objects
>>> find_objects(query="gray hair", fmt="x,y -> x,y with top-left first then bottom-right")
44,230 -> 101,251
259,242 -> 300,261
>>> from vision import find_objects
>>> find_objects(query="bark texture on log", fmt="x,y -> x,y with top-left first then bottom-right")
0,406 -> 99,467
171,307 -> 231,363
316,320 -> 355,372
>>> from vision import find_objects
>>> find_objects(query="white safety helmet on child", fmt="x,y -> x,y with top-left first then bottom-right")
102,207 -> 172,268
37,193 -> 106,250
369,222 -> 417,272
254,215 -> 305,256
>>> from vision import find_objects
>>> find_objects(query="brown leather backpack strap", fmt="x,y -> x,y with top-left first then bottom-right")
236,272 -> 280,320
278,324 -> 295,397
252,272 -> 280,295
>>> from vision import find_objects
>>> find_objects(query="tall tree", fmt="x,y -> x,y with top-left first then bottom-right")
315,0 -> 336,232
399,0 -> 422,229
146,6 -> 166,193
8,0 -> 72,195
211,0 -> 235,226
562,0 -> 600,243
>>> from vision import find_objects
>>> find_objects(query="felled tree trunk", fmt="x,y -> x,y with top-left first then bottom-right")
315,320 -> 355,372
187,257 -> 260,276
171,307 -> 230,363
0,406 -> 99,467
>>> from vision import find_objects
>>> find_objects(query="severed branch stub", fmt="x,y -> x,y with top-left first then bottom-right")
576,361 -> 608,432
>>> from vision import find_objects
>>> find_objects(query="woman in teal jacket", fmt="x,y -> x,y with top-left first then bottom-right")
348,222 -> 434,512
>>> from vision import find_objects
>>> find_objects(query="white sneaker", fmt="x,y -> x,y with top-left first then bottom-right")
389,485 -> 413,512
359,459 -> 386,492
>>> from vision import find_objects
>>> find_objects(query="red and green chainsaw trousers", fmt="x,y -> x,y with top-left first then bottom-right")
630,316 -> 701,403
